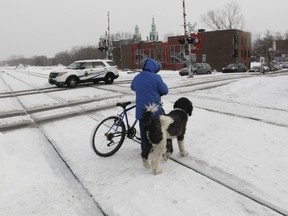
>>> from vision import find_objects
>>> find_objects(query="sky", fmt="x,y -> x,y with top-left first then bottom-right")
1,0 -> 288,61
1,67 -> 288,215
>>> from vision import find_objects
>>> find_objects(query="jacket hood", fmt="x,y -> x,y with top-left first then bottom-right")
142,58 -> 161,73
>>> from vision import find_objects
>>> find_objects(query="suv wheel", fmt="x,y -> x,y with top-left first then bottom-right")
66,76 -> 78,88
105,73 -> 114,84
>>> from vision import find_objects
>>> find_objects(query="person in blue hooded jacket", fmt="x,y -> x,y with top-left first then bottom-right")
130,58 -> 169,154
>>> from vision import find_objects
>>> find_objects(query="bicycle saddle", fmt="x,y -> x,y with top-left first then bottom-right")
116,102 -> 131,108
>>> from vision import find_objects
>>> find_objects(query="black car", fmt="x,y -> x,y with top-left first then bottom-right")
222,63 -> 247,73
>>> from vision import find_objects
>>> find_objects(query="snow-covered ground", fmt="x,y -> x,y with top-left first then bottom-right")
1,67 -> 288,216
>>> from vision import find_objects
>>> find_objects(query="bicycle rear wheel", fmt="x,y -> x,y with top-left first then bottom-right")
91,116 -> 125,157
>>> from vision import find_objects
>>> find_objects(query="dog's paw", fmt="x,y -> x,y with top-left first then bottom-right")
163,152 -> 171,161
142,158 -> 151,169
152,168 -> 162,175
180,151 -> 189,157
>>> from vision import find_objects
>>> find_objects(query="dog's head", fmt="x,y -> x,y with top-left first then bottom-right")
173,97 -> 193,116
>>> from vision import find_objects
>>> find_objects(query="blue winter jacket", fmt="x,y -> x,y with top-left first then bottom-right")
130,58 -> 169,119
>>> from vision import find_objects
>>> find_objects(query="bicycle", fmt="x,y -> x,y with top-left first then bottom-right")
91,101 -> 140,157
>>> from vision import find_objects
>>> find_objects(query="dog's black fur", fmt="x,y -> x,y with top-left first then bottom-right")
141,97 -> 193,174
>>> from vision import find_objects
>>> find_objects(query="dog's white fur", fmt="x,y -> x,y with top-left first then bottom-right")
143,115 -> 189,175
145,103 -> 159,113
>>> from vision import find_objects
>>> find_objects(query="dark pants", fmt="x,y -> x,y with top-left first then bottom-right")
139,119 -> 148,152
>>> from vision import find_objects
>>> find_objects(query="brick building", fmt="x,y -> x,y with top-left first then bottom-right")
275,40 -> 288,62
197,29 -> 252,71
117,29 -> 252,72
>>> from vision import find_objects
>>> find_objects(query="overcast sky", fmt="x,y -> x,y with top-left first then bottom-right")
1,0 -> 287,61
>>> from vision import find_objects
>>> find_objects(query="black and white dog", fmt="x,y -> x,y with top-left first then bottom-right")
141,97 -> 193,175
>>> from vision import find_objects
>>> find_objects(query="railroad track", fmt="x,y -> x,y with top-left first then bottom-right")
171,155 -> 288,215
2,70 -> 288,131
0,72 -> 133,131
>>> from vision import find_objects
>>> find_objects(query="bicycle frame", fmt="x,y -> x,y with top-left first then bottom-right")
117,104 -> 137,132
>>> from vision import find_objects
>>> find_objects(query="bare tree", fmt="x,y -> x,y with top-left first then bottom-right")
33,55 -> 49,66
201,1 -> 245,30
252,30 -> 275,65
284,30 -> 288,40
54,51 -> 72,66
110,32 -> 133,41
274,31 -> 284,40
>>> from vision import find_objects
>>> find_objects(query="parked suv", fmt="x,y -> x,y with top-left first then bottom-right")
49,59 -> 119,87
179,63 -> 212,76
222,63 -> 247,73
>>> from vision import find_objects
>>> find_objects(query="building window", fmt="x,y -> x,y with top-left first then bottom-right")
233,35 -> 239,45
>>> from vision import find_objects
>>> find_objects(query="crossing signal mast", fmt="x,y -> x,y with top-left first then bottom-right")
182,0 -> 188,38
180,0 -> 198,77
179,22 -> 197,55
98,11 -> 113,60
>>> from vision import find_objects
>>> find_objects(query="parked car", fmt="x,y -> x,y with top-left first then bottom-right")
179,63 -> 212,76
49,59 -> 119,87
282,63 -> 288,69
222,63 -> 247,73
248,65 -> 270,73
269,64 -> 282,71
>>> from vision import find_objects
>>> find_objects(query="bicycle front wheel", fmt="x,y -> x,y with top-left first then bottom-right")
91,116 -> 126,157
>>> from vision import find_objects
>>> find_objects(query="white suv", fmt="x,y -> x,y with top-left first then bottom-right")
49,59 -> 119,87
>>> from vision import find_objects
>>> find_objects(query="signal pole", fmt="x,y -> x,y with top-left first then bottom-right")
182,0 -> 194,77
97,12 -> 113,60
182,0 -> 188,37
107,11 -> 113,60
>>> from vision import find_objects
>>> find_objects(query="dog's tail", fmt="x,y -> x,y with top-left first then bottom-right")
143,103 -> 159,130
